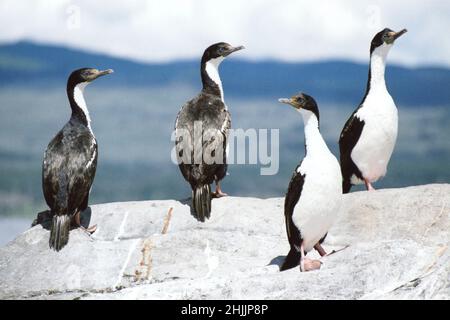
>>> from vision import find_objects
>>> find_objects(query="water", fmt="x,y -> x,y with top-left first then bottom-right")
0,217 -> 31,247
0,85 -> 449,227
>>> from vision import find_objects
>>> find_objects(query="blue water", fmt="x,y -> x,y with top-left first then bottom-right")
0,86 -> 449,241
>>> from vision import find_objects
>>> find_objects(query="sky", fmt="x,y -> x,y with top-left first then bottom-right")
1,0 -> 449,67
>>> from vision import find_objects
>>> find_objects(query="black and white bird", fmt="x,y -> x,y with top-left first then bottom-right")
42,67 -> 113,251
174,42 -> 244,222
339,28 -> 407,193
278,93 -> 342,272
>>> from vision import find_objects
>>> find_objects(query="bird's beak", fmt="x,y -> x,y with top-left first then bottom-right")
95,69 -> 114,78
278,97 -> 300,109
389,29 -> 407,42
223,45 -> 245,57
278,98 -> 292,105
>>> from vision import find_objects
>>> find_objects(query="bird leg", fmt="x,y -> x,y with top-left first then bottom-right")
81,224 -> 97,234
73,211 -> 97,234
315,243 -> 350,257
300,243 -> 322,272
364,179 -> 375,191
314,243 -> 328,257
212,181 -> 228,198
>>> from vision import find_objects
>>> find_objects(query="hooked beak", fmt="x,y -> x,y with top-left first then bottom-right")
223,45 -> 245,57
393,29 -> 407,40
389,29 -> 407,43
95,69 -> 114,78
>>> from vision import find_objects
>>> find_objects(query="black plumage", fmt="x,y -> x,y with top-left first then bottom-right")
43,120 -> 98,250
175,42 -> 243,222
280,166 -> 305,271
42,67 -> 112,251
176,92 -> 231,221
339,110 -> 365,193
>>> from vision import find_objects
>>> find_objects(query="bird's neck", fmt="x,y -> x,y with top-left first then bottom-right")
367,44 -> 391,93
201,57 -> 224,102
301,110 -> 328,156
67,82 -> 92,130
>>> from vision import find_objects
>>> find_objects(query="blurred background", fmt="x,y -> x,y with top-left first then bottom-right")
0,0 -> 449,245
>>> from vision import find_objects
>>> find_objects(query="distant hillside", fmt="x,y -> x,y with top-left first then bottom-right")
1,41 -> 450,106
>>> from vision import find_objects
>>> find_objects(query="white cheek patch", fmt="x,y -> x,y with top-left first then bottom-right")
205,57 -> 224,101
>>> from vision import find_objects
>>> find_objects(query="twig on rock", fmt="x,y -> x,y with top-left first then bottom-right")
161,207 -> 173,234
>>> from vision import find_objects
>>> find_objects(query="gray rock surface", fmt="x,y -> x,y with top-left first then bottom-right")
0,184 -> 449,299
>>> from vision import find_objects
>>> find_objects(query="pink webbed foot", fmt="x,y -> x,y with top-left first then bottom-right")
299,242 -> 322,272
300,258 -> 322,272
212,181 -> 228,198
81,224 -> 97,234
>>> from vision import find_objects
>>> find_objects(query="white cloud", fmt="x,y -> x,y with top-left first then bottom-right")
0,0 -> 449,66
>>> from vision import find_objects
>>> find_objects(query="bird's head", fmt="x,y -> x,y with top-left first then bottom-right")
68,68 -> 114,87
278,93 -> 320,121
370,28 -> 407,53
202,42 -> 245,63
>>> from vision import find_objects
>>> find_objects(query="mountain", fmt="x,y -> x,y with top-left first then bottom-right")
1,41 -> 450,106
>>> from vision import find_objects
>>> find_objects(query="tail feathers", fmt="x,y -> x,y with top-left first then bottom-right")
49,214 -> 71,251
280,247 -> 301,271
192,184 -> 211,222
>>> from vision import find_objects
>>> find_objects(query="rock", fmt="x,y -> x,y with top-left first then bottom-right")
0,184 -> 448,300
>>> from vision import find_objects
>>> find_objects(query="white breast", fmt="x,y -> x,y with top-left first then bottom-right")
293,152 -> 342,252
291,110 -> 342,252
351,90 -> 398,184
